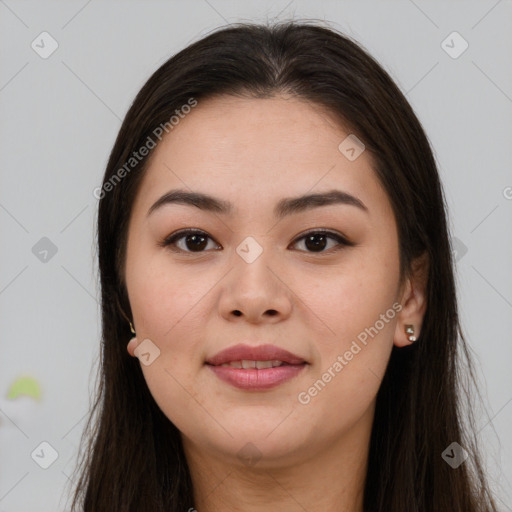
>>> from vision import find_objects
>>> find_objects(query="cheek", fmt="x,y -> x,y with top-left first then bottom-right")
292,283 -> 398,439
126,246 -> 211,339
126,256 -> 215,430
291,243 -> 399,412
294,245 -> 400,351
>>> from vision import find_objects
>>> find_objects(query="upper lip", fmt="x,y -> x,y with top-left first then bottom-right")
205,344 -> 307,366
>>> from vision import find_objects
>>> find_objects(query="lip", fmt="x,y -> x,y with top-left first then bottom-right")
205,343 -> 308,391
205,343 -> 306,366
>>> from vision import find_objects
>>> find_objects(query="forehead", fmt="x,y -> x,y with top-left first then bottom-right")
152,94 -> 352,169
134,95 -> 387,217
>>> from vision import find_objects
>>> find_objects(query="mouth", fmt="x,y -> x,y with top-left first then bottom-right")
205,344 -> 308,390
214,360 -> 295,369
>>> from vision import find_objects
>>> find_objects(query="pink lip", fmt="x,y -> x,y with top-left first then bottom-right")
205,344 -> 306,366
205,344 -> 308,391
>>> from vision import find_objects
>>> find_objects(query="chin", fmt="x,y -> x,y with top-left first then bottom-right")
183,416 -> 313,467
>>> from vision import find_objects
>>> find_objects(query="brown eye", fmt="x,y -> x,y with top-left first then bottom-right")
291,230 -> 352,253
160,229 -> 220,253
160,228 -> 351,254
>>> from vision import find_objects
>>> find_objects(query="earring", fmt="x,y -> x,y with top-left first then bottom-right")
127,321 -> 138,357
405,324 -> 416,342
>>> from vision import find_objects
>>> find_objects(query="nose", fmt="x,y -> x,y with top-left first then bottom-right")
218,248 -> 293,324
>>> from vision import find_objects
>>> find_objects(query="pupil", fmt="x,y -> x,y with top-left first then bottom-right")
305,234 -> 326,252
186,234 -> 207,251
183,234 -> 327,252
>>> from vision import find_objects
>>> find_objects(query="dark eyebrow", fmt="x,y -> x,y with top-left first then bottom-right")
147,188 -> 367,218
275,189 -> 367,218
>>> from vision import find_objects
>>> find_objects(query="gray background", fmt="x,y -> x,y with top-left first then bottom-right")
0,1 -> 511,510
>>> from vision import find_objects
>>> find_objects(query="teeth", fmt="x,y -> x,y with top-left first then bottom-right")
220,361 -> 242,368
219,360 -> 284,369
255,360 -> 273,369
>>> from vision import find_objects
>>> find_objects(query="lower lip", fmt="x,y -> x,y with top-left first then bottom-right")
207,364 -> 306,390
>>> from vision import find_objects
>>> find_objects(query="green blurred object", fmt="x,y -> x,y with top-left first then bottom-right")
7,376 -> 42,401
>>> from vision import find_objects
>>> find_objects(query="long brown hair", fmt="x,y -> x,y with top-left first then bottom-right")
69,21 -> 497,511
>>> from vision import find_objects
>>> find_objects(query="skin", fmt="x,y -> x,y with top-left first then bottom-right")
124,95 -> 428,511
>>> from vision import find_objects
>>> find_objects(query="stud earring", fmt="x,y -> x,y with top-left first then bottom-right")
405,324 -> 416,342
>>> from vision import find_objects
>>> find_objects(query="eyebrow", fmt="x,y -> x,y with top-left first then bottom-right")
147,188 -> 368,219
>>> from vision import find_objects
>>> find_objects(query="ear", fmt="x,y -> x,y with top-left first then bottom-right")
127,336 -> 140,357
394,252 -> 429,347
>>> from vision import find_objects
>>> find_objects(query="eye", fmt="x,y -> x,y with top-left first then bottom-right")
290,230 -> 352,253
159,228 -> 352,254
159,229 -> 221,253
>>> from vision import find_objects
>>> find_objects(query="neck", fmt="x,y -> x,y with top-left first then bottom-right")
182,407 -> 373,512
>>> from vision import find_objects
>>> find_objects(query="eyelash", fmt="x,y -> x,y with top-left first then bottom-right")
159,228 -> 353,254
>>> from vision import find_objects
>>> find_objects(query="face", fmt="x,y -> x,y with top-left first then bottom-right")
124,95 -> 406,468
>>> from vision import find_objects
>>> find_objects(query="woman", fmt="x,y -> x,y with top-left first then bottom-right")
70,21 -> 497,511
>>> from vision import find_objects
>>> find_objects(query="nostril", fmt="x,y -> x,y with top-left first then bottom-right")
231,309 -> 277,317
